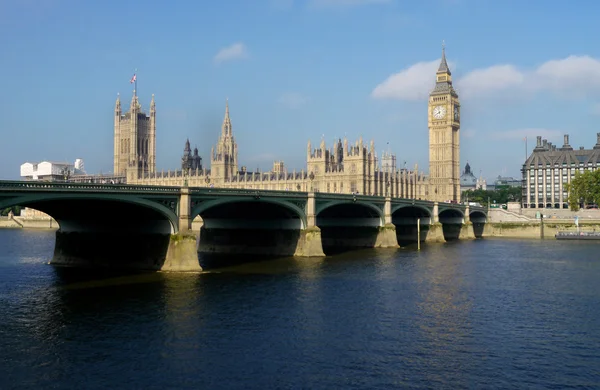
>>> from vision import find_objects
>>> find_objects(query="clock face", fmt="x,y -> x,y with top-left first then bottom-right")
454,106 -> 459,120
433,105 -> 446,119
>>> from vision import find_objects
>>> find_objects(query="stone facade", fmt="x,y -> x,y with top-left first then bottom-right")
428,44 -> 461,202
522,133 -> 600,209
126,47 -> 459,201
114,91 -> 156,177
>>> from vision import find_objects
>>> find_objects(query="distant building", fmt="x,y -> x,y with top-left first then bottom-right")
460,162 -> 486,192
522,134 -> 600,209
494,175 -> 521,188
113,91 -> 156,178
20,160 -> 85,181
381,151 -> 396,174
181,139 -> 203,172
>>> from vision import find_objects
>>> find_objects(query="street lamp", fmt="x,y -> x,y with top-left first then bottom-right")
205,175 -> 211,187
309,171 -> 315,192
61,166 -> 71,182
183,168 -> 189,187
386,181 -> 390,197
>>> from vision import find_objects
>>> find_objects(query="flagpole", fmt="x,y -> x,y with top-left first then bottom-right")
134,68 -> 138,96
525,136 -> 528,161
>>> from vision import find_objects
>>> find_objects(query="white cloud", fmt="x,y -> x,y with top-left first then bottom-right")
308,0 -> 391,8
278,92 -> 308,109
489,128 -> 562,140
457,64 -> 524,98
371,60 -> 440,101
213,43 -> 248,64
372,55 -> 600,101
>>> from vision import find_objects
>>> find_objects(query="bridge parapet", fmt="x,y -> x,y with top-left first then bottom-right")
0,180 -> 180,194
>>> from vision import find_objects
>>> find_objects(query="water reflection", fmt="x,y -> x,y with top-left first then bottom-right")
414,242 -> 474,387
2,230 -> 600,389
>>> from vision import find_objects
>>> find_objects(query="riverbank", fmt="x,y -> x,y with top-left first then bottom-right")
0,217 -> 57,229
484,221 -> 600,239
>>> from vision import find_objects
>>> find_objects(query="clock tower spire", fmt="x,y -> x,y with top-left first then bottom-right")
428,42 -> 461,203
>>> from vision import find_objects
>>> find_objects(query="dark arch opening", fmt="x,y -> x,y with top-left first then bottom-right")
4,198 -> 176,270
316,203 -> 382,255
438,209 -> 464,241
469,210 -> 487,238
194,200 -> 304,268
392,206 -> 431,246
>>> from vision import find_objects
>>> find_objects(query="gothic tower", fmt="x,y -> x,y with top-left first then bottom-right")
428,44 -> 460,202
211,99 -> 238,180
113,91 -> 156,178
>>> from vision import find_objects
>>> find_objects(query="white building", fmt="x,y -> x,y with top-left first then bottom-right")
20,159 -> 86,181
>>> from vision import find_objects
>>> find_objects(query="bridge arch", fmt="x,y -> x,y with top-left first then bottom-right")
438,207 -> 465,221
0,193 -> 179,233
191,197 -> 307,229
315,200 -> 384,254
190,197 -> 307,257
438,208 -> 465,241
316,200 -> 384,225
0,193 -> 182,269
469,210 -> 487,238
391,204 -> 432,218
390,204 -> 432,246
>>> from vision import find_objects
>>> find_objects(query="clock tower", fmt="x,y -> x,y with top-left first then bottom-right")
428,43 -> 460,203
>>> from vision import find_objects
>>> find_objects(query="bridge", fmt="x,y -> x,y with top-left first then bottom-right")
0,180 -> 487,271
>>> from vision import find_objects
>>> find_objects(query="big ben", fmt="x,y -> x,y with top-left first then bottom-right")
428,43 -> 460,203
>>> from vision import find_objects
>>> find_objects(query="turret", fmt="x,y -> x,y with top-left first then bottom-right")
184,138 -> 191,155
222,98 -> 232,136
115,93 -> 121,115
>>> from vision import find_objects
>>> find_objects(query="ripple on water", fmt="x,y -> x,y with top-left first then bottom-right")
0,231 -> 599,389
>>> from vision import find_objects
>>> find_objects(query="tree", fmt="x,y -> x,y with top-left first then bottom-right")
566,170 -> 600,211
1,206 -> 21,216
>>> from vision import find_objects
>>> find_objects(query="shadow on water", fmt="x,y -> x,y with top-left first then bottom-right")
51,266 -> 162,289
198,252 -> 285,270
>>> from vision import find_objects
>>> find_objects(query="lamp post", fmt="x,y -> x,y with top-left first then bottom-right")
61,166 -> 71,182
309,171 -> 315,192
386,181 -> 390,197
183,168 -> 189,187
205,175 -> 211,187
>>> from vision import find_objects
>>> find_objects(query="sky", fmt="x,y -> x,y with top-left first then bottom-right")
2,0 -> 600,182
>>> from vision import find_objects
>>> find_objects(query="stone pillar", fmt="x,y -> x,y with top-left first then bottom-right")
384,196 -> 392,225
178,187 -> 191,232
459,223 -> 476,239
306,192 -> 317,227
295,192 -> 325,257
375,196 -> 399,248
162,233 -> 202,272
425,223 -> 445,242
432,201 -> 439,223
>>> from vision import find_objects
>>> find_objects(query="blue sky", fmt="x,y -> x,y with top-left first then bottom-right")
1,0 -> 600,182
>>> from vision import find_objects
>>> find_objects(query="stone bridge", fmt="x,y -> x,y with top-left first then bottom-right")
0,181 -> 487,271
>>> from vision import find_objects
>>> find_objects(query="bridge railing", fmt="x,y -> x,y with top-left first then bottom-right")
189,187 -> 307,198
0,180 -> 181,193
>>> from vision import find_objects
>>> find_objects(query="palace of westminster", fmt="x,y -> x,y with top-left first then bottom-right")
112,47 -> 461,203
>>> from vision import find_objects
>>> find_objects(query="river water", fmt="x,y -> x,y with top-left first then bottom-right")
0,228 -> 599,389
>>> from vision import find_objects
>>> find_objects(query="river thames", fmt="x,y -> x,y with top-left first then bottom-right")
0,228 -> 599,389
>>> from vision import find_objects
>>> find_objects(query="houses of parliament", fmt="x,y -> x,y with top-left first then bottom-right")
116,47 -> 461,203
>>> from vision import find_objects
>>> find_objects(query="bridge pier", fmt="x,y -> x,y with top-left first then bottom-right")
295,192 -> 325,257
459,223 -> 476,240
425,223 -> 445,243
375,197 -> 399,248
162,233 -> 202,272
163,187 -> 202,271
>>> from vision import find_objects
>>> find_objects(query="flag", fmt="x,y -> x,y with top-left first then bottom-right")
130,74 -> 137,84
